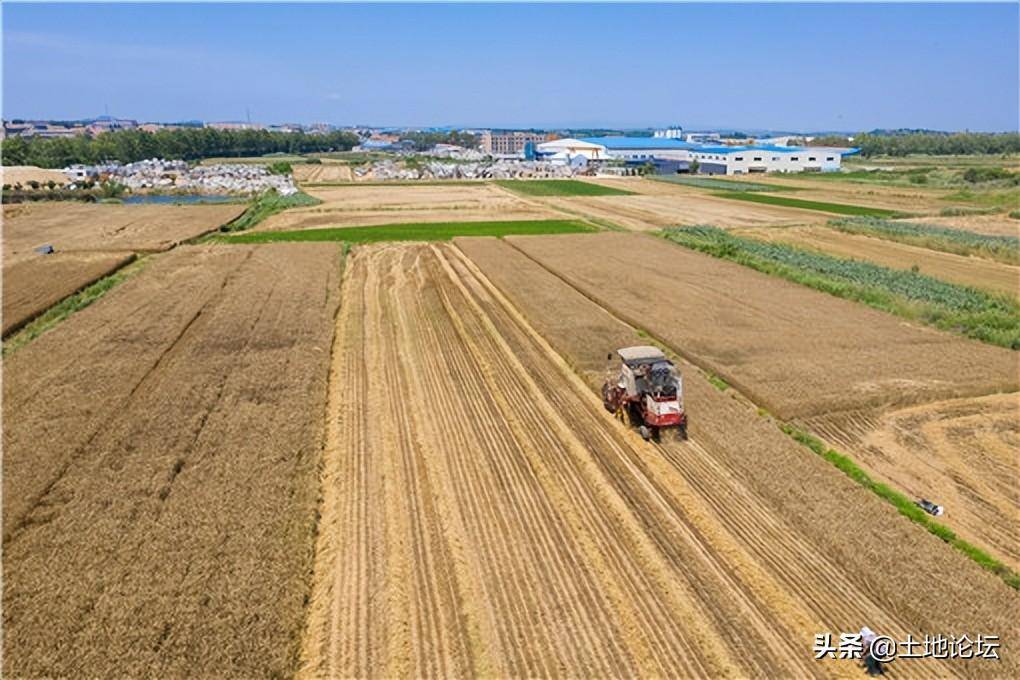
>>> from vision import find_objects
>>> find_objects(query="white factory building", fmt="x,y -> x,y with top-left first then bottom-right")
536,136 -> 856,175
690,145 -> 844,174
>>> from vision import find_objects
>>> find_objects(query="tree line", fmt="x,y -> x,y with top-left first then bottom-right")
806,132 -> 1020,157
1,127 -> 361,168
399,130 -> 479,151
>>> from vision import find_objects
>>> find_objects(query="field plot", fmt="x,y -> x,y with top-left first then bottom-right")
802,393 -> 1020,572
258,182 -> 555,231
2,251 -> 135,336
2,165 -> 68,186
540,191 -> 831,231
736,226 -> 1020,296
2,202 -> 245,264
505,232 -> 1016,418
293,162 -> 355,184
729,172 -> 963,214
899,213 -> 1020,237
304,240 -> 1019,678
3,244 -> 341,677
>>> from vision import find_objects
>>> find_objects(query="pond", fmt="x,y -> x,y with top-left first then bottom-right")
122,194 -> 244,205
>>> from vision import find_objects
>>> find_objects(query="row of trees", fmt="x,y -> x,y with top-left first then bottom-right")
399,130 -> 479,151
806,132 -> 1020,157
1,127 -> 361,168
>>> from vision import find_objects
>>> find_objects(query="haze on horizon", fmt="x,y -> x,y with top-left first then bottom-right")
3,2 -> 1018,132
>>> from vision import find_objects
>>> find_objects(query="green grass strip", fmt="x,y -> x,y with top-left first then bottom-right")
219,190 -> 321,233
218,219 -> 595,244
3,256 -> 149,357
661,226 -> 1020,349
778,423 -> 1020,590
828,216 -> 1020,265
494,179 -> 635,197
711,190 -> 902,217
648,175 -> 790,192
944,187 -> 1020,209
707,374 -> 730,391
299,180 -> 485,188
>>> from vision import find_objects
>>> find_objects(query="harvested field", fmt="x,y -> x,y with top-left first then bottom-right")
3,243 -> 342,677
2,202 -> 245,264
259,182 -> 555,232
1,165 -> 68,186
729,173 -> 962,214
736,226 -> 1020,297
2,251 -> 135,336
899,213 -> 1020,237
505,232 -> 1017,418
293,162 -> 355,184
304,240 -> 1020,677
802,393 -> 1020,571
539,191 -> 830,231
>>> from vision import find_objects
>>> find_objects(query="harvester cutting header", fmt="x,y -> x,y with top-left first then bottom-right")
602,346 -> 687,442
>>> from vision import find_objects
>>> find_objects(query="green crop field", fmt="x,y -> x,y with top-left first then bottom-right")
648,175 -> 789,192
494,179 -> 635,197
219,219 -> 595,244
710,191 -> 902,217
828,217 -> 1020,264
662,225 -> 1020,349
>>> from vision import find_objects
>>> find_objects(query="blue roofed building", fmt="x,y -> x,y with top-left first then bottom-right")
536,134 -> 858,175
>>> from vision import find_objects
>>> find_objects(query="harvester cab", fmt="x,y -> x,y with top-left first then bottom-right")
601,346 -> 687,442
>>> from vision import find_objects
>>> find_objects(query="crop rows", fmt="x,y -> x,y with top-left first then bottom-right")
828,216 -> 1020,264
662,226 -> 1020,348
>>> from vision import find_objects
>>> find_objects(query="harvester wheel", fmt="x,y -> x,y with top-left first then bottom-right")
677,424 -> 689,441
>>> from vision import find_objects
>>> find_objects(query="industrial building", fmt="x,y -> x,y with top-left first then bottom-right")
537,135 -> 856,175
480,130 -> 555,155
690,145 -> 845,174
653,126 -> 684,139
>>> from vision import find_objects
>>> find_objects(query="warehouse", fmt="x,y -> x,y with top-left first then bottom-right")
534,138 -> 609,160
577,136 -> 695,161
690,145 -> 844,174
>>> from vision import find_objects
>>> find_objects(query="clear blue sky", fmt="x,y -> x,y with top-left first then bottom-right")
3,2 -> 1017,132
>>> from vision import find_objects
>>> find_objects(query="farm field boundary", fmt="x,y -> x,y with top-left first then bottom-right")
736,226 -> 1020,298
2,252 -> 136,338
495,179 -> 635,197
465,236 -> 1020,591
661,226 -> 1020,349
218,190 -> 321,232
778,423 -> 1020,590
711,190 -> 903,217
3,255 -> 149,356
219,219 -> 594,244
828,216 -> 1020,264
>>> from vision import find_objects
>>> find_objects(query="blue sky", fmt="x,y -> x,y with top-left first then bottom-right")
3,2 -> 1017,131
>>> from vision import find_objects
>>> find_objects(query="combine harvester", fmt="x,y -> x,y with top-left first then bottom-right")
602,346 -> 688,441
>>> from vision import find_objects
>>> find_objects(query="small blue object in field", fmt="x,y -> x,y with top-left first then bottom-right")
34,244 -> 55,255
